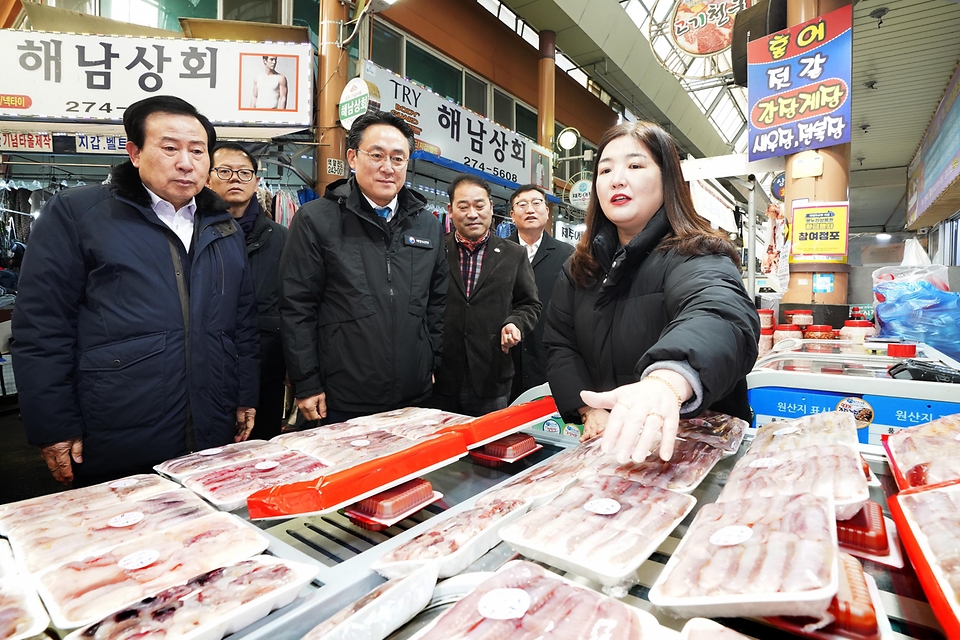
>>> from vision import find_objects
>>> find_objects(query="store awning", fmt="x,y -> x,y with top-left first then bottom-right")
409,150 -> 562,205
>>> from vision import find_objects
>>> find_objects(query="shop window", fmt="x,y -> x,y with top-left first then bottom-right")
372,21 -> 403,74
493,89 -> 513,129
293,0 -> 319,46
515,103 -> 537,141
223,0 -> 282,23
464,73 -> 487,117
405,42 -> 462,104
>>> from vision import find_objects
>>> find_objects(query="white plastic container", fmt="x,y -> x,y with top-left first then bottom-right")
839,320 -> 877,344
0,540 -> 15,578
681,618 -> 753,639
0,577 -> 51,640
154,440 -> 290,482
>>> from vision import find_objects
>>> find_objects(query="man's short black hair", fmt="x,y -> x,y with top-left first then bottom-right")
213,142 -> 259,172
123,95 -> 217,159
346,110 -> 416,155
447,173 -> 491,202
509,184 -> 547,210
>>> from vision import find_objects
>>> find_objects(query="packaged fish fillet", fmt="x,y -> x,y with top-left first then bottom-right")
183,450 -> 328,511
677,410 -> 748,455
0,579 -> 50,640
748,412 -> 858,455
35,512 -> 270,629
587,438 -> 724,493
10,489 -> 215,574
885,413 -> 960,489
372,499 -> 528,579
500,476 -> 694,587
277,429 -> 417,469
649,493 -> 838,618
154,440 -> 290,481
65,556 -> 318,640
409,561 -> 659,640
301,563 -> 437,640
720,444 -> 869,520
0,474 -> 178,535
0,541 -> 15,579
347,408 -> 474,440
271,423 -> 380,450
680,618 -> 754,639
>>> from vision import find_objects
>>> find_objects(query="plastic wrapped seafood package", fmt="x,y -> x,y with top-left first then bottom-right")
587,437 -> 724,493
748,412 -> 858,455
372,499 -> 528,579
276,429 -> 417,469
65,556 -> 318,640
0,541 -> 15,579
649,493 -> 838,618
475,442 -> 605,508
154,440 -> 290,482
720,444 -> 869,520
183,450 -> 328,511
347,407 -> 474,440
10,489 -> 216,574
677,410 -> 748,456
499,476 -> 694,587
889,481 -> 960,636
0,474 -> 178,535
271,423 -> 380,451
409,561 -> 660,640
680,618 -> 753,639
35,512 -> 270,629
884,413 -> 960,488
301,564 -> 437,640
0,579 -> 50,640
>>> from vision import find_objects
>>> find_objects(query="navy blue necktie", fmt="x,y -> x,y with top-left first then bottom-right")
375,206 -> 390,219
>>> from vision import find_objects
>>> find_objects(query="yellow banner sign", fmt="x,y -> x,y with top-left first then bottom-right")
790,201 -> 849,258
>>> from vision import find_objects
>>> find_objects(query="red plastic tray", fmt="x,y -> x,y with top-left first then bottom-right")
483,434 -> 537,458
355,478 -> 434,519
888,480 -> 960,639
838,501 -> 888,556
438,397 -> 558,448
246,431 -> 467,519
881,433 -> 910,491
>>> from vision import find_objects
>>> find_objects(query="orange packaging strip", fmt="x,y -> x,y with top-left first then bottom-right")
247,432 -> 467,519
438,397 -> 558,448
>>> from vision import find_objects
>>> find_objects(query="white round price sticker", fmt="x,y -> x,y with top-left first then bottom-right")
108,511 -> 145,528
709,525 -> 753,547
478,588 -> 531,620
749,457 -> 783,468
199,447 -> 224,456
350,439 -> 371,447
584,498 -> 621,515
109,478 -> 139,489
119,549 -> 160,570
773,425 -> 799,437
255,460 -> 280,471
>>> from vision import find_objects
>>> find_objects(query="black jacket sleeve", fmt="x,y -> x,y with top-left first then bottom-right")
426,216 -> 448,371
543,268 -> 596,423
636,253 -> 760,415
504,252 -> 541,340
235,242 -> 261,408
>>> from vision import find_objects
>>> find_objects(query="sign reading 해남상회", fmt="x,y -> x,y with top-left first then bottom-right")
747,4 -> 852,161
361,61 -> 552,186
0,31 -> 313,129
568,179 -> 591,210
338,77 -> 381,130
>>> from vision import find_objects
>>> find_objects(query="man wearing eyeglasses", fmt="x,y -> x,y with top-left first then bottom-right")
508,184 -> 573,399
207,142 -> 288,439
279,110 -> 448,423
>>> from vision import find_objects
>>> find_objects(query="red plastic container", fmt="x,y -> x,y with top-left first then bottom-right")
837,501 -> 889,555
483,434 -> 537,458
439,397 -> 557,448
887,343 -> 917,358
355,478 -> 434,519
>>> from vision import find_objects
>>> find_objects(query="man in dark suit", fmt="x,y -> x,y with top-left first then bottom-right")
432,174 -> 541,416
508,184 -> 575,399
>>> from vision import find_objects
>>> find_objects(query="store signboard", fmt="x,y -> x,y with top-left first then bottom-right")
362,61 -> 552,187
555,220 -> 584,247
568,179 -> 591,210
789,201 -> 849,259
690,179 -> 737,232
0,132 -> 53,152
747,4 -> 852,161
0,31 -> 313,127
74,133 -> 128,154
906,60 -> 960,227
671,0 -> 748,57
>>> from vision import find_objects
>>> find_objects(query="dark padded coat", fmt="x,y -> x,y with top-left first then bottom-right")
11,162 -> 260,478
279,177 -> 448,413
435,233 -> 541,399
544,209 -> 759,423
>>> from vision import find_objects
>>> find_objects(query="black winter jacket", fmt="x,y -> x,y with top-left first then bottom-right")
11,162 -> 260,477
279,178 -> 448,413
544,209 -> 759,424
244,200 -> 288,386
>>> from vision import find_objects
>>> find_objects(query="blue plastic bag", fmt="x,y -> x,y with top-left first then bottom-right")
874,279 -> 960,360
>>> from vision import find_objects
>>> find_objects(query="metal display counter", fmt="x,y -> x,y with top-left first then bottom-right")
224,430 -> 945,640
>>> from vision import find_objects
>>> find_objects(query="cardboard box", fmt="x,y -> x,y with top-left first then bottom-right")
781,266 -> 849,304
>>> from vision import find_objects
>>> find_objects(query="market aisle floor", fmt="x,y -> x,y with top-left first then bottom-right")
0,397 -> 64,504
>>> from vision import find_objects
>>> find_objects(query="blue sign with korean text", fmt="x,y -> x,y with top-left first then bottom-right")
747,5 -> 852,161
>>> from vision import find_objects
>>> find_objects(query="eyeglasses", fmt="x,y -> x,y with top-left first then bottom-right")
514,198 -> 545,211
211,167 -> 256,182
356,148 -> 409,168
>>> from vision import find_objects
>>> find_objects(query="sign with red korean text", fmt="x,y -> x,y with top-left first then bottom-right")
672,0 -> 749,56
0,132 -> 52,152
0,31 -> 313,128
790,201 -> 849,258
747,4 -> 852,161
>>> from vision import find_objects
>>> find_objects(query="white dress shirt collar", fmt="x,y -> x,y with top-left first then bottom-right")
144,185 -> 197,251
361,192 -> 399,222
518,232 -> 543,263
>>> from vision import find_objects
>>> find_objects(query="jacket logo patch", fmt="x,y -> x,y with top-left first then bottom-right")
404,235 -> 433,249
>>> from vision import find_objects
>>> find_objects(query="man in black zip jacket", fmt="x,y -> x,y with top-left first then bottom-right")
208,142 -> 288,439
279,111 -> 448,424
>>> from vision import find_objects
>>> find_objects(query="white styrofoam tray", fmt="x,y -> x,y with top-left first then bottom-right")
0,576 -> 50,640
154,440 -> 290,483
0,539 -> 16,578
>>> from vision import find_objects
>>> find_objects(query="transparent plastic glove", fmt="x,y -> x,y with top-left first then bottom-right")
39,437 -> 83,485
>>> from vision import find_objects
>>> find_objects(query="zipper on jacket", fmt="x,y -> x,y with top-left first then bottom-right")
167,235 -> 195,452
213,242 -> 225,293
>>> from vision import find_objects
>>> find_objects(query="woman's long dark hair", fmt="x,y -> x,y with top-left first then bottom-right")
568,121 -> 740,288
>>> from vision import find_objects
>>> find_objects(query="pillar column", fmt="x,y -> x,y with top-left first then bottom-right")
316,0 -> 350,193
537,30 -> 556,152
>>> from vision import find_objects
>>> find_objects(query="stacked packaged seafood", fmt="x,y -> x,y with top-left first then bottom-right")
883,413 -> 960,489
587,437 -> 724,493
0,540 -> 49,640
